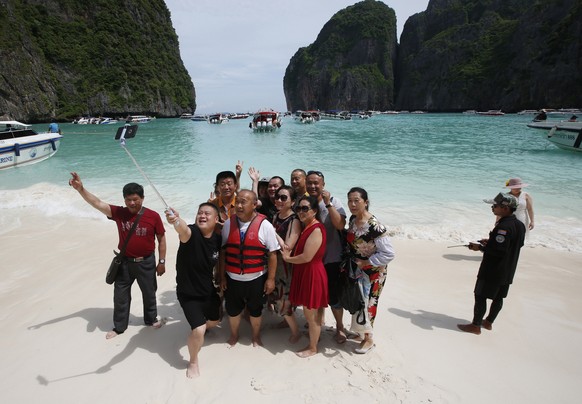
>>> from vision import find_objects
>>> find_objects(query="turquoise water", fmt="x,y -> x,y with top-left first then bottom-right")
1,114 -> 581,252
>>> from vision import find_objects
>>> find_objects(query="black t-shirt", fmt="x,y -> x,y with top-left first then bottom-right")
258,197 -> 278,222
176,224 -> 221,298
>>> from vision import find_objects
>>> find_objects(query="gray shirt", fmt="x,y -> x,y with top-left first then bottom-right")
318,196 -> 346,264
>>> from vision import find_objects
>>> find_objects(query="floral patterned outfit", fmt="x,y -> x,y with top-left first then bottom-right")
346,215 -> 395,335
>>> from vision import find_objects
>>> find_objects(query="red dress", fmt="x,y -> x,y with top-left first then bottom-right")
289,222 -> 328,309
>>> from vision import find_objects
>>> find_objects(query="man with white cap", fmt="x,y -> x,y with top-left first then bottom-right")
458,192 -> 526,335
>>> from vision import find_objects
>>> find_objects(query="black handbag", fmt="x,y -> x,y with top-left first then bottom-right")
337,258 -> 365,314
105,208 -> 144,284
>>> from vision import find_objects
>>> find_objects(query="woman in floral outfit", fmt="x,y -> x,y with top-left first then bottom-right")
346,187 -> 395,354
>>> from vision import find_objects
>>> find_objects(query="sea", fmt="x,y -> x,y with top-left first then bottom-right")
1,114 -> 581,253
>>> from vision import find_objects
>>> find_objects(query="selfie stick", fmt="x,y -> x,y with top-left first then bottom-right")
116,125 -> 175,217
447,244 -> 469,248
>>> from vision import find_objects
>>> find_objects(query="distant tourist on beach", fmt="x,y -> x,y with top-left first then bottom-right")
68,172 -> 166,339
568,115 -> 577,122
504,177 -> 535,234
165,203 -> 222,378
345,187 -> 395,354
458,193 -> 525,335
305,170 -> 351,343
271,185 -> 301,343
282,195 -> 328,357
218,189 -> 280,347
48,120 -> 60,134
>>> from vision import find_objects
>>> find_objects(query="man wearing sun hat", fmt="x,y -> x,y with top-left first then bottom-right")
458,192 -> 526,335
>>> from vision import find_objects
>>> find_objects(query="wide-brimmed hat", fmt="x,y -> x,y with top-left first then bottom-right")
505,177 -> 528,189
483,192 -> 518,209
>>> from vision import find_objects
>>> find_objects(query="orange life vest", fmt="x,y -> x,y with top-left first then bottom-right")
224,214 -> 268,274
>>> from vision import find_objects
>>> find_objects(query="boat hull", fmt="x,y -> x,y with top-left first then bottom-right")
527,121 -> 582,132
0,135 -> 63,169
543,127 -> 582,152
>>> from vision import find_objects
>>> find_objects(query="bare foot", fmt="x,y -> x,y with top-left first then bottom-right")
105,330 -> 118,339
186,362 -> 200,379
252,336 -> 263,347
227,334 -> 239,347
288,333 -> 301,344
334,330 -> 347,344
295,347 -> 317,358
151,318 -> 166,329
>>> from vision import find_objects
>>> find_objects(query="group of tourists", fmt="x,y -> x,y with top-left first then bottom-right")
68,166 -> 531,379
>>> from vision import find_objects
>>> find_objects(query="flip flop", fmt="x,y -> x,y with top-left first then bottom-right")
354,343 -> 376,354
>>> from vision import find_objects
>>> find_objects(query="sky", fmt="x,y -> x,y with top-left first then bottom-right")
164,0 -> 431,113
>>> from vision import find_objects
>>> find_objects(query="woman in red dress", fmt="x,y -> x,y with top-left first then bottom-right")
282,195 -> 328,358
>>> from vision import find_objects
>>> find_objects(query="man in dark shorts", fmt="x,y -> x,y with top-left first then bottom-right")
458,193 -> 526,335
306,170 -> 350,343
218,190 -> 280,347
166,203 -> 222,378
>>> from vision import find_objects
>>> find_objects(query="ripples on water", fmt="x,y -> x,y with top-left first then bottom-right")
1,114 -> 581,252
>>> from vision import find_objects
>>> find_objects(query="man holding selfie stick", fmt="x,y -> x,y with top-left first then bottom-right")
458,193 -> 525,335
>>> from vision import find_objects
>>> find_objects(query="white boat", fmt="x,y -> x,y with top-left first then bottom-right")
476,110 -> 505,116
179,113 -> 193,119
125,115 -> 154,123
0,121 -> 63,170
540,126 -> 582,152
295,110 -> 320,124
527,121 -> 582,131
228,113 -> 250,120
462,110 -> 477,114
98,117 -> 118,124
319,110 -> 352,120
190,114 -> 208,122
207,113 -> 229,124
250,109 -> 281,131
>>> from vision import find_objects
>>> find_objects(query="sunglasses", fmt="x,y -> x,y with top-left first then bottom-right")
307,170 -> 324,178
275,194 -> 289,202
294,205 -> 311,213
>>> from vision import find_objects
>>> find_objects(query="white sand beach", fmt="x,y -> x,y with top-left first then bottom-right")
1,211 -> 581,403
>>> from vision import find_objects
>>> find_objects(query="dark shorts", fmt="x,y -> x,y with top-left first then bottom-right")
225,274 -> 267,317
177,291 -> 221,329
474,280 -> 510,300
325,261 -> 341,307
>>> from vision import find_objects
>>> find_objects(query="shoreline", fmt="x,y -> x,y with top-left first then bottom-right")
1,212 -> 581,402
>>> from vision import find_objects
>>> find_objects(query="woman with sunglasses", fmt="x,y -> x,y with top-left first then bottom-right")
345,187 -> 395,354
272,186 -> 302,342
282,195 -> 328,358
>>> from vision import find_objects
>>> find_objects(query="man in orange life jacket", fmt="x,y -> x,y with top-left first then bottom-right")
218,189 -> 280,347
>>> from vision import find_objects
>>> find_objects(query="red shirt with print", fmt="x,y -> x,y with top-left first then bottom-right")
109,205 -> 165,258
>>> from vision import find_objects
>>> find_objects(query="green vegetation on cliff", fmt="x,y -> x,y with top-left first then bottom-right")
0,0 -> 195,121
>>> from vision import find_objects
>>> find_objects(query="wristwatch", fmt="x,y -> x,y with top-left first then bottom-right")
159,259 -> 166,265
325,203 -> 333,208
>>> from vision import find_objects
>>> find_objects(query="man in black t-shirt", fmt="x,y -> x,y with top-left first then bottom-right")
166,203 -> 221,378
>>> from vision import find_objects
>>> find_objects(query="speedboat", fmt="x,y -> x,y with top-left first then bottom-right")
207,113 -> 229,124
295,110 -> 320,124
0,121 -> 63,170
319,110 -> 352,120
476,110 -> 505,116
125,115 -> 154,123
179,113 -> 193,119
540,126 -> 582,152
98,117 -> 119,124
190,114 -> 208,122
527,120 -> 582,131
250,109 -> 281,131
228,113 -> 250,120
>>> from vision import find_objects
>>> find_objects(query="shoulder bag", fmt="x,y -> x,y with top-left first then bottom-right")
106,208 -> 145,284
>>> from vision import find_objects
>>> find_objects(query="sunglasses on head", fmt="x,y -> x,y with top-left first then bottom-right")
307,170 -> 324,178
275,194 -> 289,202
294,205 -> 311,213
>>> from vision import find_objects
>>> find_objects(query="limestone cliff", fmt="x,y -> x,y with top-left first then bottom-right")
283,0 -> 397,112
0,0 -> 195,122
396,0 -> 582,111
